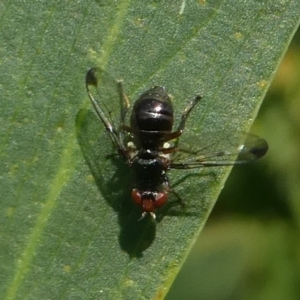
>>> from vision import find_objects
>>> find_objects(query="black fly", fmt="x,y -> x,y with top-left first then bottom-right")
85,67 -> 268,219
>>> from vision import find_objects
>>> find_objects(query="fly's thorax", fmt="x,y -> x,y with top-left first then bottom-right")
131,149 -> 168,188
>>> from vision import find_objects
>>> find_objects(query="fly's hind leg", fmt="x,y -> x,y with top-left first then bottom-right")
163,94 -> 203,145
177,94 -> 202,133
117,80 -> 130,126
116,80 -> 133,158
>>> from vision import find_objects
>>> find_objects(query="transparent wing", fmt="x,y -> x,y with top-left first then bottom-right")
85,67 -> 131,153
170,134 -> 268,169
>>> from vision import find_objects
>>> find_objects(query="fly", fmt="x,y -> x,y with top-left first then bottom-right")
85,67 -> 268,219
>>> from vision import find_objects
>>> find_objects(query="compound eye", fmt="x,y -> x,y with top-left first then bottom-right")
154,192 -> 168,208
131,189 -> 142,205
131,189 -> 155,213
131,189 -> 168,213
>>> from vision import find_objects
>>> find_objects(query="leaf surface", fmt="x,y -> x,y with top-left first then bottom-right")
1,1 -> 299,299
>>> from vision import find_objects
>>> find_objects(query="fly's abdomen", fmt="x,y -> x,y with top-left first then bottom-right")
130,86 -> 174,148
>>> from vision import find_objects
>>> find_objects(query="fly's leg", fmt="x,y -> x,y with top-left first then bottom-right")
163,94 -> 202,144
86,68 -> 130,160
116,80 -> 134,160
86,68 -> 120,147
117,80 -> 130,126
177,94 -> 202,133
161,174 -> 186,212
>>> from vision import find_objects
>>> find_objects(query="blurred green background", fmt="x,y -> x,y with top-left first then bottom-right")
166,27 -> 300,300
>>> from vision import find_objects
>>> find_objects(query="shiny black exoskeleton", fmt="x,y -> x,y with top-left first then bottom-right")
85,67 -> 268,219
128,87 -> 185,217
130,87 -> 174,149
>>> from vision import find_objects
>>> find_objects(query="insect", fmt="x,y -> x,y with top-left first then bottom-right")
85,67 -> 268,219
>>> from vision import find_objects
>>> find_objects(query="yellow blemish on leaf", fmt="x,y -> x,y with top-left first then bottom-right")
6,207 -> 15,218
88,49 -> 100,62
56,125 -> 63,132
258,80 -> 267,89
9,164 -> 19,177
64,265 -> 71,273
234,32 -> 243,40
87,174 -> 94,182
124,278 -> 134,287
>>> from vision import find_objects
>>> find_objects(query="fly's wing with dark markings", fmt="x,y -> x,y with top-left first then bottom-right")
85,67 -> 128,152
170,133 -> 268,169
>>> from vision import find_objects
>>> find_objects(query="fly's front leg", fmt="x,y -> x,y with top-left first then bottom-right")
160,175 -> 186,216
161,174 -> 184,206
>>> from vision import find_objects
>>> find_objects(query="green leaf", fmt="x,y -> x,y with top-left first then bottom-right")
1,1 -> 299,299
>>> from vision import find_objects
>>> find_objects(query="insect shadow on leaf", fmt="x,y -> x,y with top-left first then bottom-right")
76,108 -> 156,256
